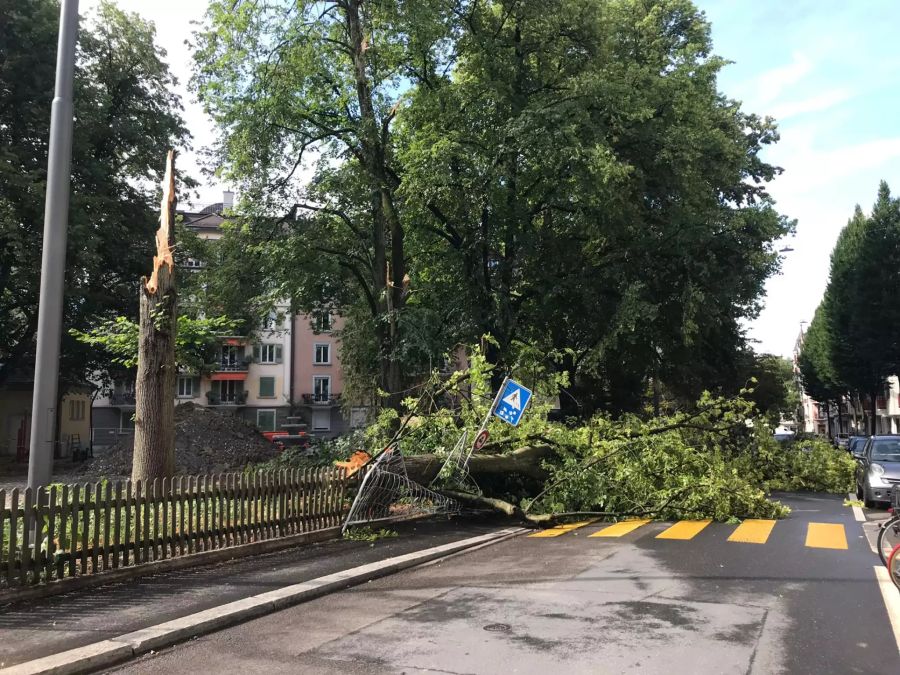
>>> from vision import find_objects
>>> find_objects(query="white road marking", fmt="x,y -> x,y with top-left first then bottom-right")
847,492 -> 866,523
874,566 -> 900,655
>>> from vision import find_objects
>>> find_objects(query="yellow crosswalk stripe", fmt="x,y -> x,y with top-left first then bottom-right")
528,520 -> 597,538
728,519 -> 776,544
589,519 -> 651,538
656,520 -> 712,540
805,523 -> 847,550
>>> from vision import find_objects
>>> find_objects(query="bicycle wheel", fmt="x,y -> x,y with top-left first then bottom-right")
877,515 -> 900,566
889,543 -> 900,591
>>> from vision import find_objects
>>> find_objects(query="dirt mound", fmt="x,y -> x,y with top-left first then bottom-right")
86,403 -> 279,477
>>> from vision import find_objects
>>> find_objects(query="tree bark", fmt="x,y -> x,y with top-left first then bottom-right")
870,387 -> 878,435
346,0 -> 406,410
132,151 -> 177,482
403,445 -> 554,485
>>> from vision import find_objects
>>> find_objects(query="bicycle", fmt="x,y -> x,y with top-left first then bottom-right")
889,543 -> 900,591
876,485 -> 900,567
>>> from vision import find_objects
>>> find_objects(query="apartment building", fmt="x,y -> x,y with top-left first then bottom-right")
91,194 -> 352,447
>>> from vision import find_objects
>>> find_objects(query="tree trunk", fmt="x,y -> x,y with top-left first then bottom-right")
132,151 -> 177,482
851,391 -> 859,434
837,399 -> 844,434
870,388 -> 878,435
346,0 -> 406,411
825,401 -> 833,439
403,445 -> 554,485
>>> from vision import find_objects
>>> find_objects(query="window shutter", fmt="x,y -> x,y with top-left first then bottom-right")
275,344 -> 283,363
252,344 -> 260,363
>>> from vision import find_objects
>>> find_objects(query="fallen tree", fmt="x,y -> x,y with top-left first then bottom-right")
403,445 -> 553,485
263,347 -> 855,525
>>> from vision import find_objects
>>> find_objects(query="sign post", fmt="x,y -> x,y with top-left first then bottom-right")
463,376 -> 508,463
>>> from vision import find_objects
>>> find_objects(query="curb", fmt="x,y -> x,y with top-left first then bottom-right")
2,527 -> 525,675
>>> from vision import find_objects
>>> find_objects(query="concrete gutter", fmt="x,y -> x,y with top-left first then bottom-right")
2,527 -> 525,675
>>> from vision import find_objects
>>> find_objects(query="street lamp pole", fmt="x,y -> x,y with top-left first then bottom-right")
27,0 -> 80,490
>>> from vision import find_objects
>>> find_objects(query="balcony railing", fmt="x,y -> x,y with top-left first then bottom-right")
215,361 -> 250,372
301,393 -> 341,405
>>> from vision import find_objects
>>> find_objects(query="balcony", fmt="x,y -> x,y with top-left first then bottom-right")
214,361 -> 250,372
301,393 -> 341,406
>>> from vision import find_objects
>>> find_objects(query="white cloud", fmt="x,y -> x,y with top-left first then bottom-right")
767,88 -> 852,120
772,137 -> 900,196
750,53 -> 813,105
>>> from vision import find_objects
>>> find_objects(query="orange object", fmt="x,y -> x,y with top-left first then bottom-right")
209,372 -> 248,381
335,450 -> 372,476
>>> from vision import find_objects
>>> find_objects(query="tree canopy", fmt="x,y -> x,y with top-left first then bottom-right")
193,0 -> 792,414
0,0 -> 191,388
799,181 -> 900,433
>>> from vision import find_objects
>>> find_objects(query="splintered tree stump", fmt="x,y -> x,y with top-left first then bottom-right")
132,150 -> 178,482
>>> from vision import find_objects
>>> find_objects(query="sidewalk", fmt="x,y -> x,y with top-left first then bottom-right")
0,516 -> 510,669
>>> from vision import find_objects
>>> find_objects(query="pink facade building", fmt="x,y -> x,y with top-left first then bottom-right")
290,312 -> 347,435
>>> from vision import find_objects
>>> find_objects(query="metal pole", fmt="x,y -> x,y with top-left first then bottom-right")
464,376 -> 508,463
27,0 -> 80,490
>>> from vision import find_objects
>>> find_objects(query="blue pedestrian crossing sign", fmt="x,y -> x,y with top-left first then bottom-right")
493,379 -> 533,426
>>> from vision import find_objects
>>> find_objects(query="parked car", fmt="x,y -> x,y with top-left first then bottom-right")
270,433 -> 312,452
847,436 -> 868,456
773,427 -> 795,443
854,435 -> 900,508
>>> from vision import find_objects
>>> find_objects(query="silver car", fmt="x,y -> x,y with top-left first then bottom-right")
854,435 -> 900,508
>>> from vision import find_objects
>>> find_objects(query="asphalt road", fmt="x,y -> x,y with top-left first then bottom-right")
107,492 -> 900,675
0,518 -> 505,668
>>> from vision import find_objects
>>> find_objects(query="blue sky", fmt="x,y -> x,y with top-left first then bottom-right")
85,1 -> 900,358
695,0 -> 900,356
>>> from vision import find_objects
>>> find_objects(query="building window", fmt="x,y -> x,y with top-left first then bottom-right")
313,312 -> 332,333
313,376 -> 330,402
314,343 -> 330,365
255,343 -> 281,364
259,376 -> 276,398
262,344 -> 276,363
69,399 -> 85,421
220,345 -> 239,368
263,310 -> 280,329
177,376 -> 194,398
257,409 -> 277,432
214,380 -> 241,403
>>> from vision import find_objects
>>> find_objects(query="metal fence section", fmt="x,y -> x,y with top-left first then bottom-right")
343,446 -> 459,532
0,467 -> 347,589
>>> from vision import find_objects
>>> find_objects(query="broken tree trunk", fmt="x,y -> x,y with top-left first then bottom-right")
403,445 -> 554,485
132,150 -> 178,482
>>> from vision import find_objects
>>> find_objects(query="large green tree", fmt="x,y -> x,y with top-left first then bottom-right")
399,0 -> 790,412
825,184 -> 900,432
193,0 -> 456,408
0,0 -> 191,387
193,0 -> 790,414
